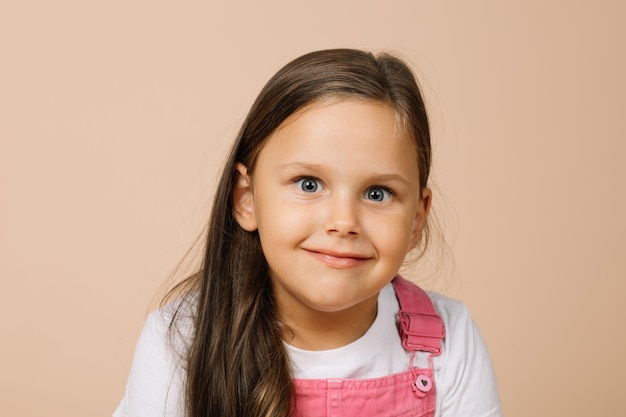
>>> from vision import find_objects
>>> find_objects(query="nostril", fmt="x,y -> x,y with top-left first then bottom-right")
327,225 -> 359,237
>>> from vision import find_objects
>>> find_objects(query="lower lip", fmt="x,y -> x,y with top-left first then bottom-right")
305,250 -> 370,269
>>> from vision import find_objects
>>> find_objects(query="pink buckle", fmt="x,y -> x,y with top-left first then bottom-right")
399,310 -> 445,353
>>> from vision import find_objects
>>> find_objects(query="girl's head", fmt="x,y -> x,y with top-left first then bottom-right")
182,48 -> 433,417
226,48 -> 433,340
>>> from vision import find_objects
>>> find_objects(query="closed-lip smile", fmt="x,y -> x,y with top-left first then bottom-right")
303,248 -> 372,268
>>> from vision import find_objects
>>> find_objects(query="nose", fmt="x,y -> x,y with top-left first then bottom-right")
325,193 -> 360,237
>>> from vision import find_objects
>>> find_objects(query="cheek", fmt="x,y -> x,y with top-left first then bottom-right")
364,213 -> 415,258
255,197 -> 310,243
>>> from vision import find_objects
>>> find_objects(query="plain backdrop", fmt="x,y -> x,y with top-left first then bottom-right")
1,1 -> 625,416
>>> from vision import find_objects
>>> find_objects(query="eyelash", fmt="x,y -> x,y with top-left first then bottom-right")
293,177 -> 395,202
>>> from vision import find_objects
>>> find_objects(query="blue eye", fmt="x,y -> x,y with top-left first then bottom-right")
365,187 -> 391,202
296,177 -> 321,193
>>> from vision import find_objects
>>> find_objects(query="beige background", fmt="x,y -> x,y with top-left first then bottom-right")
2,1 -> 625,416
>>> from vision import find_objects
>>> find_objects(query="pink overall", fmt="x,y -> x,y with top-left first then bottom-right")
292,276 -> 446,417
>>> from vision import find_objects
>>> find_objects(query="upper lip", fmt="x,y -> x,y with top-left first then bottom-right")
304,248 -> 372,259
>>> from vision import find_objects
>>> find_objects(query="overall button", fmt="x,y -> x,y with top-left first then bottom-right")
414,375 -> 432,393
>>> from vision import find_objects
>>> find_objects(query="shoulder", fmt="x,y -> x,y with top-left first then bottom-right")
427,292 -> 471,335
134,296 -> 196,363
426,291 -> 492,366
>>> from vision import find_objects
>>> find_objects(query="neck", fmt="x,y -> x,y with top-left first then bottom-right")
278,295 -> 379,351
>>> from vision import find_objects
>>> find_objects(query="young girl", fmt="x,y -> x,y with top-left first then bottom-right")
114,48 -> 501,417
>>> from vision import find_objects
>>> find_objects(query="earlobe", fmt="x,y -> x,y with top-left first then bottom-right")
409,187 -> 432,249
232,163 -> 258,232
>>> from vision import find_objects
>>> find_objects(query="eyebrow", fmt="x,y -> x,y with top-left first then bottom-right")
368,174 -> 412,186
276,162 -> 326,171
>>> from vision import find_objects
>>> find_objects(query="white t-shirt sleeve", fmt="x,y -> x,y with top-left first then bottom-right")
431,295 -> 502,417
113,309 -> 185,417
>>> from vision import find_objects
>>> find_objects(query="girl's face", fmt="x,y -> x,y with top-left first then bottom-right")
233,99 -> 430,345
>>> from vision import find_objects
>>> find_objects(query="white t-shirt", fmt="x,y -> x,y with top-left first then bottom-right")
113,283 -> 502,417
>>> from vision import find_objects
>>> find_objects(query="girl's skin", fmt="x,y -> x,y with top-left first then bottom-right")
233,98 -> 431,351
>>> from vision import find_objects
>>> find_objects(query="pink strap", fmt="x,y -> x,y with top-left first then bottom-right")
392,276 -> 445,355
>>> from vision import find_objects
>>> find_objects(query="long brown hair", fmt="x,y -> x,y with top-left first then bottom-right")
166,48 -> 432,417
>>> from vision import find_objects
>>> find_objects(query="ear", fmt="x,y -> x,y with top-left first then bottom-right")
232,163 -> 258,231
408,187 -> 432,250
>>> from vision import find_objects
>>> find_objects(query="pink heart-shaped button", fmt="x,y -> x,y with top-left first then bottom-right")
415,375 -> 432,393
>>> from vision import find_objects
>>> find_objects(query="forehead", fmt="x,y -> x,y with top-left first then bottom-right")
278,97 -> 408,137
253,99 -> 420,180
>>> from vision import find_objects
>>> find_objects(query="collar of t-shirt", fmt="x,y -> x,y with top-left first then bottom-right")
285,283 -> 411,379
